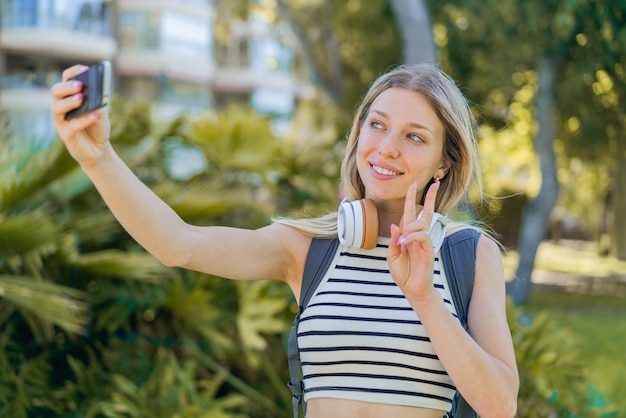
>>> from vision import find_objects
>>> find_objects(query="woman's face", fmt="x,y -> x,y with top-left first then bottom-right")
356,87 -> 448,210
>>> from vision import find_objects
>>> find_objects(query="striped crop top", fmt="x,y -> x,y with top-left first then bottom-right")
297,237 -> 460,412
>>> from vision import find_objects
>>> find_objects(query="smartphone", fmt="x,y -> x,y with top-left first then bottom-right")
64,60 -> 112,120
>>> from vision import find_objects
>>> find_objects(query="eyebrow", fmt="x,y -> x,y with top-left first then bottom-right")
370,109 -> 435,135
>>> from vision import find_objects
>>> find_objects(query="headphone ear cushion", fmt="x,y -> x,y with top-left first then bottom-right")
338,198 -> 379,249
360,198 -> 378,249
429,213 -> 448,253
338,199 -> 355,247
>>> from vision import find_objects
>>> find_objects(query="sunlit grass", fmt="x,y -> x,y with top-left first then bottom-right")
503,240 -> 626,280
535,241 -> 626,277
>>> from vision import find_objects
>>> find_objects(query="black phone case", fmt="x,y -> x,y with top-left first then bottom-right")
65,63 -> 109,120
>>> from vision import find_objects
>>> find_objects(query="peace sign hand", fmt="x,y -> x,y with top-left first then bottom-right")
388,181 -> 441,302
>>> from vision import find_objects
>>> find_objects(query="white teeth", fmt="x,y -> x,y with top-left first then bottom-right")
372,164 -> 399,176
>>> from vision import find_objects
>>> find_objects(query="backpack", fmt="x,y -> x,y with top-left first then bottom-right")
287,229 -> 481,418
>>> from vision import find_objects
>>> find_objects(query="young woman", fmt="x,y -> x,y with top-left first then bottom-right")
51,63 -> 518,418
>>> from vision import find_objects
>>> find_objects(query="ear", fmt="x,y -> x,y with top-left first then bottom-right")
434,159 -> 451,181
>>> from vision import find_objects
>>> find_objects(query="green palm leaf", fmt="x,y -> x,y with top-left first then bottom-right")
94,349 -> 249,418
0,275 -> 88,335
155,179 -> 252,221
165,281 -> 233,354
0,326 -> 58,416
70,211 -> 121,247
0,139 -> 77,213
45,168 -> 95,203
185,105 -> 281,173
0,212 -> 63,274
236,280 -> 290,352
70,250 -> 170,283
108,99 -> 153,146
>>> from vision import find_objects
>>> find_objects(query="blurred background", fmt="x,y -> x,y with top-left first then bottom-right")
1,0 -> 625,416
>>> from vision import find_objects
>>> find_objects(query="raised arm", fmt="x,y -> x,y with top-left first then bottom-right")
51,65 -> 311,289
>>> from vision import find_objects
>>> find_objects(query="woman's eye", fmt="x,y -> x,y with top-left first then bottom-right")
370,120 -> 383,129
408,133 -> 424,143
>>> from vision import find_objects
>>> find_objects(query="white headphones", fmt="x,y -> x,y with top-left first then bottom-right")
338,198 -> 448,252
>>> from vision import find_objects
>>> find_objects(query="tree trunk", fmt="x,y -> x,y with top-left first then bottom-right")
389,0 -> 437,64
507,53 -> 560,305
610,141 -> 626,260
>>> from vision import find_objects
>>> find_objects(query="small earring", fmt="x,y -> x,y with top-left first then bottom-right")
434,176 -> 440,183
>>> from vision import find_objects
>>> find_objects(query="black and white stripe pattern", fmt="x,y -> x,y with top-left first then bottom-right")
298,237 -> 458,411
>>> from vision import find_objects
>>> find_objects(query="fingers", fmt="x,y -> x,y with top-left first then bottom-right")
51,65 -> 89,125
62,65 -> 89,82
51,65 -> 88,104
69,111 -> 100,132
402,182 -> 419,228
51,89 -> 83,122
51,78 -> 82,100
395,180 -> 441,248
390,224 -> 402,248
416,180 -> 440,225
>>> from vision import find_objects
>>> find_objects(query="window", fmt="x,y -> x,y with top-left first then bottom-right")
161,11 -> 211,58
1,0 -> 111,35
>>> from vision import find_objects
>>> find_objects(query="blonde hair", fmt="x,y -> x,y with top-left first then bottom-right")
275,63 -> 483,238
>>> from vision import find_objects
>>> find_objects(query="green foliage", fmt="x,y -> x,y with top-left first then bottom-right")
0,138 -> 76,213
0,275 -> 88,337
508,301 -> 619,416
71,251 -> 167,283
331,0 -> 401,111
108,99 -> 153,146
154,179 -> 245,223
429,0 -> 626,243
526,291 -> 626,416
0,138 -> 91,338
235,280 -> 291,365
93,348 -> 249,418
0,326 -> 57,418
184,105 -> 282,176
164,279 -> 234,356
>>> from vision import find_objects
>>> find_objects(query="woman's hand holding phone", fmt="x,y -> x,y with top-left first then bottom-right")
51,64 -> 112,168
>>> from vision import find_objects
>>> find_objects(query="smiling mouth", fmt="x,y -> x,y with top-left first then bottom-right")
371,163 -> 402,176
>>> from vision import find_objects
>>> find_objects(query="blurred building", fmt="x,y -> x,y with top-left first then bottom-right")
0,0 -> 303,141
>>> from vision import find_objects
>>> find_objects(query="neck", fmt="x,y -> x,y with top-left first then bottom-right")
375,203 -> 424,237
376,206 -> 402,237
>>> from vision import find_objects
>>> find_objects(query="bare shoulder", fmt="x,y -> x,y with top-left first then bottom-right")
266,221 -> 309,237
262,221 -> 312,251
472,234 -> 506,296
476,233 -> 503,262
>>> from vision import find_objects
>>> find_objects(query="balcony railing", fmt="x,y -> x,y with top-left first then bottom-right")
1,71 -> 61,90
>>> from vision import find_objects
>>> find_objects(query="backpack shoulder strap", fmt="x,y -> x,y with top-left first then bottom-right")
440,228 -> 480,329
287,237 -> 340,418
299,238 -> 341,307
441,228 -> 480,418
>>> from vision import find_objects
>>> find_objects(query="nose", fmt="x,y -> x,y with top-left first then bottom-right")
378,130 -> 400,158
